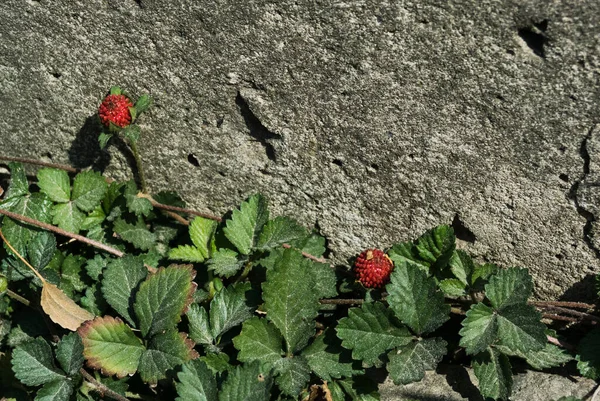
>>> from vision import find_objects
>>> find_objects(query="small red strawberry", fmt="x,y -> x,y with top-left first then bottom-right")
98,94 -> 133,128
354,249 -> 394,288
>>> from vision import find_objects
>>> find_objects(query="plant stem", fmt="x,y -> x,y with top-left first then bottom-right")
535,305 -> 600,323
140,194 -> 222,221
6,289 -> 30,306
282,243 -> 327,264
80,368 -> 131,401
530,300 -> 596,309
0,155 -> 79,173
0,209 -> 156,273
546,335 -> 575,351
319,298 -> 364,305
128,140 -> 148,194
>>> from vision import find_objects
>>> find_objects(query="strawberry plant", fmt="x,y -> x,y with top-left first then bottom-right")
0,87 -> 598,400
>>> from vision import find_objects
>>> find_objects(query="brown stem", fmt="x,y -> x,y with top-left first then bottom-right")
530,300 -> 596,310
535,304 -> 600,323
0,209 -> 156,273
320,298 -> 364,305
80,368 -> 130,401
541,313 -> 590,324
6,289 -> 30,306
142,195 -> 222,222
546,335 -> 575,351
0,156 -> 79,174
282,243 -> 327,264
451,307 -> 466,315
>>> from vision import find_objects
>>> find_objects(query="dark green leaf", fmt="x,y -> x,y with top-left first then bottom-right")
134,94 -> 153,114
176,359 -> 218,401
200,352 -> 231,374
449,250 -> 474,286
72,171 -> 108,212
85,254 -> 108,281
223,194 -> 269,255
28,231 -> 56,270
187,303 -> 213,345
60,254 -> 87,292
387,337 -> 447,385
302,328 -> 361,381
289,233 -> 327,258
52,202 -> 85,233
138,330 -> 197,384
234,317 -> 284,364
134,265 -> 196,338
12,338 -> 65,386
56,332 -> 84,376
471,263 -> 499,289
124,180 -> 153,217
81,205 -> 106,230
98,133 -> 113,149
6,162 -> 29,199
577,327 -> 600,379
113,218 -> 156,251
336,302 -> 412,367
256,216 -> 307,251
438,278 -> 466,297
190,216 -> 216,258
415,225 -> 455,269
36,378 -> 74,401
386,260 -> 450,335
218,362 -> 272,401
102,255 -> 147,327
486,267 -> 533,310
207,249 -> 244,278
169,245 -> 206,263
496,304 -> 546,354
37,168 -> 71,203
495,342 -> 572,370
337,376 -> 380,401
473,348 -> 513,401
273,356 -> 310,396
459,303 -> 497,355
209,283 -> 255,339
3,193 -> 53,255
122,125 -> 141,143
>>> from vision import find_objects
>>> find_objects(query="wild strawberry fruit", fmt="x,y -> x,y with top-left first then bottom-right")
354,249 -> 394,288
98,94 -> 133,128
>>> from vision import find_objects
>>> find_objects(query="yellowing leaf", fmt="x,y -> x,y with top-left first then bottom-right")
41,283 -> 94,331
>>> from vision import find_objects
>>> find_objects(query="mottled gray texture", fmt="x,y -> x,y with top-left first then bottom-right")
1,3 -> 600,293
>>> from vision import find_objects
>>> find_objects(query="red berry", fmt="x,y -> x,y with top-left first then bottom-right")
98,94 -> 133,128
354,249 -> 394,288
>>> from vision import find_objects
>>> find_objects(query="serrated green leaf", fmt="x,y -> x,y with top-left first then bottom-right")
28,231 -> 56,270
386,260 -> 450,335
262,248 -> 322,353
459,303 -> 497,355
36,378 -> 74,401
37,168 -> 71,203
223,194 -> 269,255
576,327 -> 600,379
302,328 -> 361,381
200,352 -> 231,374
122,125 -> 140,143
169,245 -> 206,263
387,337 -> 447,385
134,94 -> 153,114
289,233 -> 327,258
495,342 -> 572,370
85,255 -> 107,281
449,250 -> 473,286
219,362 -> 272,401
72,171 -> 108,212
98,132 -> 113,149
337,376 -> 380,401
52,202 -> 85,233
415,225 -> 455,269
60,254 -> 86,292
496,304 -> 546,354
336,302 -> 412,367
134,265 -> 196,338
273,356 -> 310,396
256,216 -> 307,251
123,181 -> 153,217
81,283 -> 108,316
210,283 -> 255,339
6,162 -> 29,199
78,315 -> 145,377
113,218 -> 156,251
102,255 -> 147,327
3,193 -> 53,255
207,249 -> 244,278
473,348 -> 513,400
176,359 -> 218,401
306,259 -> 338,299
190,217 -> 216,258
234,317 -> 284,364
438,278 -> 466,296
138,330 -> 197,384
472,263 -> 499,286
486,267 -> 533,310
387,241 -> 428,271
55,332 -> 84,376
187,303 -> 213,345
81,205 -> 106,230
12,338 -> 65,386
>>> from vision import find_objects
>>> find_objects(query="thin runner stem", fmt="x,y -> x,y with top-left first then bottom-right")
80,368 -> 130,401
0,155 -> 79,173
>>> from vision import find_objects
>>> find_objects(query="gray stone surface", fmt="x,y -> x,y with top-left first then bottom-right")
1,0 -> 599,301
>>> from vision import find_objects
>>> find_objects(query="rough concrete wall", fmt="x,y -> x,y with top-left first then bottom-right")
0,0 -> 599,301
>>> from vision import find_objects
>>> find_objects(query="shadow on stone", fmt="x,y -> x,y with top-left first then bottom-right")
439,364 -> 484,401
559,273 -> 597,303
68,115 -> 111,171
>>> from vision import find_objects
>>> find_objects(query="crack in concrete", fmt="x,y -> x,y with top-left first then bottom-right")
567,124 -> 600,259
235,91 -> 281,162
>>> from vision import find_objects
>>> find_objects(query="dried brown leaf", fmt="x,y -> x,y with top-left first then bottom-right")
41,283 -> 94,331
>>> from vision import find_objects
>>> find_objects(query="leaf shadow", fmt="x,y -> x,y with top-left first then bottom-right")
68,115 -> 111,171
437,363 -> 484,401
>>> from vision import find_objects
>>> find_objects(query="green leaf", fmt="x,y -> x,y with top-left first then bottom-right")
415,225 -> 455,269
302,328 -> 361,381
262,248 -> 322,353
234,317 -> 284,364
36,378 -> 74,401
60,254 -> 87,292
134,94 -> 153,114
449,250 -> 473,286
37,168 -> 71,203
219,362 -> 272,401
102,255 -> 147,327
6,162 -> 29,199
190,216 -> 216,258
496,304 -> 546,354
337,376 -> 380,401
28,231 -> 57,270
387,241 -> 427,271
387,337 -> 447,385
200,352 -> 231,374
210,283 -> 255,339
98,132 -> 113,149
256,216 -> 307,251
72,171 -> 108,212
336,302 -> 412,367
78,315 -> 145,377
122,125 -> 141,143
176,359 -> 218,401
169,245 -> 207,263
138,330 -> 197,384
438,278 -> 466,296
113,218 -> 156,251
290,233 -> 327,258
386,260 -> 450,335
123,180 -> 153,217
459,303 -> 497,355
495,342 -> 572,370
471,263 -> 499,289
134,265 -> 196,338
56,332 -> 84,376
223,194 -> 269,255
273,356 -> 311,396
577,327 -> 600,379
207,249 -> 244,278
473,348 -> 513,401
486,267 -> 533,310
52,202 -> 85,233
12,338 -> 65,386
3,193 -> 53,255
187,303 -> 213,345
85,254 -> 108,281
81,205 -> 106,230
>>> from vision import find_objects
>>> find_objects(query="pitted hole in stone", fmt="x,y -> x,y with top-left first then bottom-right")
558,145 -> 567,154
50,71 -> 62,79
559,174 -> 569,183
370,163 -> 379,171
332,159 -> 343,167
518,19 -> 549,58
187,154 -> 200,167
555,254 -> 564,260
452,213 -> 476,244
